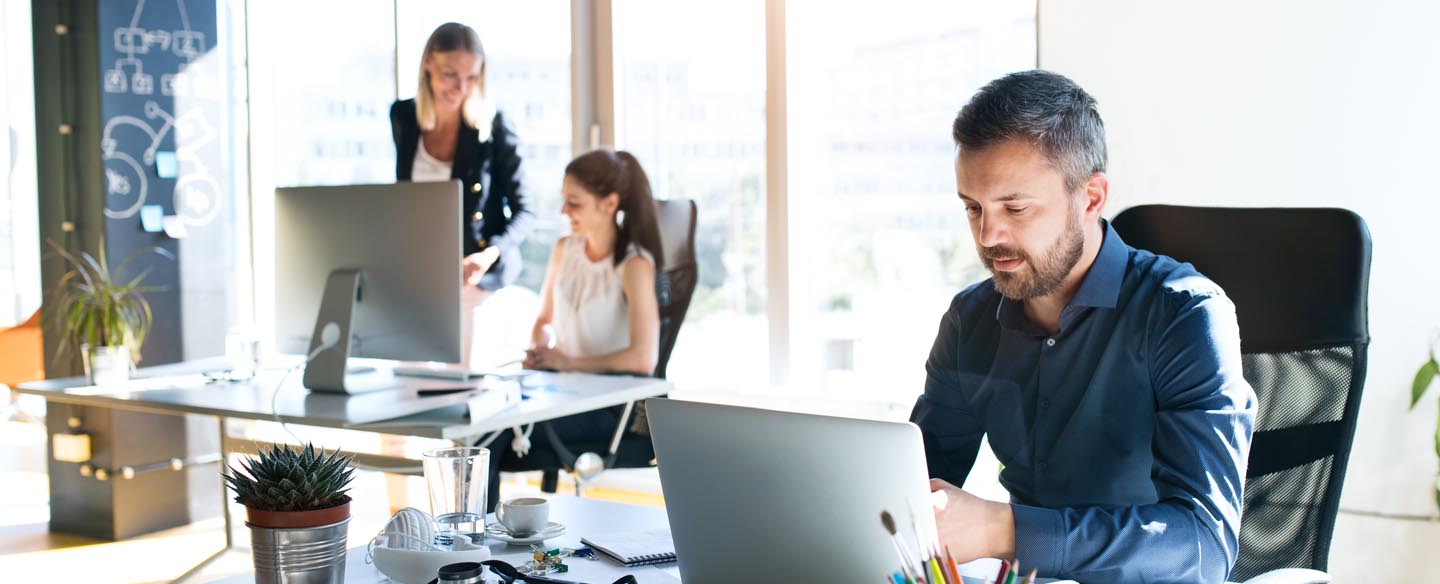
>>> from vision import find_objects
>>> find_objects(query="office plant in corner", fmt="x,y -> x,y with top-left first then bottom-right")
47,241 -> 169,385
224,443 -> 356,583
1414,334 -> 1440,511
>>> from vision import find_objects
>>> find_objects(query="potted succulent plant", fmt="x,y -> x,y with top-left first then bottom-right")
47,241 -> 168,385
223,443 -> 356,583
1413,334 -> 1439,511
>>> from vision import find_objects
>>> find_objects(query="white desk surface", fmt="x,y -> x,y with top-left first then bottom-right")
15,357 -> 671,440
205,496 -> 681,583
198,495 -> 1057,583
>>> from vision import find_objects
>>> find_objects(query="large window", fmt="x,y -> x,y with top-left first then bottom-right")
613,0 -> 769,390
254,0 -> 396,189
786,0 -> 1037,403
1,0 -> 39,326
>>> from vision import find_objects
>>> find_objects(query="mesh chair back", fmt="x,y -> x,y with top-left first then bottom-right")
653,199 -> 698,379
1111,205 -> 1371,580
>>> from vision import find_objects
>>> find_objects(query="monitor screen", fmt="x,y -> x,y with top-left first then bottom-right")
274,181 -> 463,365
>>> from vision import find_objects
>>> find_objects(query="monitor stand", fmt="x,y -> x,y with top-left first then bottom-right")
303,269 -> 400,393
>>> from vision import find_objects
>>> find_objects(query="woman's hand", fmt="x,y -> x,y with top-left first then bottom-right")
462,247 -> 502,286
523,345 -> 571,371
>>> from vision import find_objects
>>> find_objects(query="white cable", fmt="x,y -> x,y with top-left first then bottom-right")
266,323 -> 424,475
475,429 -> 505,450
510,424 -> 534,457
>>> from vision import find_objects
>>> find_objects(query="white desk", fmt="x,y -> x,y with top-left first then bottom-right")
15,356 -> 672,441
205,496 -> 681,584
203,496 -> 1040,583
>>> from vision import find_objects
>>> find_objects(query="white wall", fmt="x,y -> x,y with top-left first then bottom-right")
1040,0 -> 1440,574
2,0 -> 40,326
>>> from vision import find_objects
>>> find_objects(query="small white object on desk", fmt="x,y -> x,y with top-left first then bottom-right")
368,507 -> 492,584
467,379 -> 521,420
485,521 -> 567,544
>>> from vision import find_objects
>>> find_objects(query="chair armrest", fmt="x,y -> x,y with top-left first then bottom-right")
1233,568 -> 1332,584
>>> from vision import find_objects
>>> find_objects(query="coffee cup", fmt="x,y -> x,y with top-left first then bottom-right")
495,497 -> 549,536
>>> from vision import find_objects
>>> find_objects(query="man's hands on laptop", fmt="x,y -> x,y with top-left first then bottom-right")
930,478 -> 1015,563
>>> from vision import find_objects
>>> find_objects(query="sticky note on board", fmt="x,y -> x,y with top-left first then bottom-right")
139,205 -> 164,232
154,151 -> 178,179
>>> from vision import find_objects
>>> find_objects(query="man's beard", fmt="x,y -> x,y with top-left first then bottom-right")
982,211 -> 1085,300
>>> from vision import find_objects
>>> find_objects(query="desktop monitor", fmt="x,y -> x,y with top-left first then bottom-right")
274,181 -> 462,393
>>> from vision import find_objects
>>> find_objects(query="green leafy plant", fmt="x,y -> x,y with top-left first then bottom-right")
47,241 -> 169,363
1412,334 -> 1440,510
223,443 -> 356,512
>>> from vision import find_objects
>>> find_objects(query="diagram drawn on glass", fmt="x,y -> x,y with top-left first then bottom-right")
101,0 -> 222,226
103,0 -> 212,98
102,100 -> 222,227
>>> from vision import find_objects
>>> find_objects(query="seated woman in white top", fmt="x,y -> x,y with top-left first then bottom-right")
523,149 -> 663,374
488,150 -> 663,507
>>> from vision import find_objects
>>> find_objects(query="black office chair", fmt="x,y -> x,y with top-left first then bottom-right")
531,198 -> 698,492
1112,205 -> 1371,583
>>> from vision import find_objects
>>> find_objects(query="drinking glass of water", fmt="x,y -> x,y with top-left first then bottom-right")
422,447 -> 490,547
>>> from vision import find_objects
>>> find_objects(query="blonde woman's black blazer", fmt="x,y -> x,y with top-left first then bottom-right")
390,99 -> 533,290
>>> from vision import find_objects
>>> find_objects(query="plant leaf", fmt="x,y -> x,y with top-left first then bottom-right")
1412,359 -> 1439,410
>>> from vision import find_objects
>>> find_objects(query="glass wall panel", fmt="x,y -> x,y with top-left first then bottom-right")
787,0 -> 1036,403
613,0 -> 769,389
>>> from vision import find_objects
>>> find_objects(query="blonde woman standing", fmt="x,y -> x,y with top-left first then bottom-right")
390,22 -> 532,366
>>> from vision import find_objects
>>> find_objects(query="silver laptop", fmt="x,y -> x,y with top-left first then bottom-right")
646,399 -> 939,583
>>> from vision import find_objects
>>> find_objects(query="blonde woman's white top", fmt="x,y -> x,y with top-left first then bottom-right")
411,140 -> 453,182
551,234 -> 655,359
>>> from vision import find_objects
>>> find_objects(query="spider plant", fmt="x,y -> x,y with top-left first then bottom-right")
47,240 -> 170,364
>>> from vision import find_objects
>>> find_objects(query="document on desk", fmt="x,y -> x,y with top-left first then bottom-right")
323,380 -> 520,426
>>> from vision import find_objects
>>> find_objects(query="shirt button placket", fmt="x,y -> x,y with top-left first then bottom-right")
1036,335 -> 1056,494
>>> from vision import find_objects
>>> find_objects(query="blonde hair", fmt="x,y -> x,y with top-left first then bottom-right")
416,22 -> 496,141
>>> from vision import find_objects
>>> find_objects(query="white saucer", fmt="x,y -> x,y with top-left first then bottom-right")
485,521 -> 566,544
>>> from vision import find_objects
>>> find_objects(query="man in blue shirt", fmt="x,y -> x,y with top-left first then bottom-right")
914,70 -> 1257,582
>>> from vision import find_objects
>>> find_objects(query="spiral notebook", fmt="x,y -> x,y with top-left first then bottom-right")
580,528 -> 677,567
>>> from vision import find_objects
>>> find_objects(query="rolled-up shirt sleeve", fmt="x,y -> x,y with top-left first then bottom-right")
1010,291 -> 1256,583
910,295 -> 985,488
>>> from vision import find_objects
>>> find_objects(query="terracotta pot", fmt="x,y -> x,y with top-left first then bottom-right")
245,501 -> 351,529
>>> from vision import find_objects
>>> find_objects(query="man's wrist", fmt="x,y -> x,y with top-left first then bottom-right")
987,500 -> 1016,560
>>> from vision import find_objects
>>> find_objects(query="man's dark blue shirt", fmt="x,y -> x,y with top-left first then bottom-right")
911,221 -> 1256,582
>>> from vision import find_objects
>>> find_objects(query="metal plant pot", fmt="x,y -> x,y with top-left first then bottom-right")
248,517 -> 350,583
83,345 -> 132,386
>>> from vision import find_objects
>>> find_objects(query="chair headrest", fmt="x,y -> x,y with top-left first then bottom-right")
1111,205 -> 1371,353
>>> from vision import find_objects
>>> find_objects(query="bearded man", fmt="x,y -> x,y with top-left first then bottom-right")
912,70 -> 1257,583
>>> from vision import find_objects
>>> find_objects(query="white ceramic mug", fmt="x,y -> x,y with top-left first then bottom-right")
495,497 -> 549,536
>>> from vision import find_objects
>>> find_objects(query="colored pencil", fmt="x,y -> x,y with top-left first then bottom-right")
943,546 -> 961,584
928,557 -> 947,584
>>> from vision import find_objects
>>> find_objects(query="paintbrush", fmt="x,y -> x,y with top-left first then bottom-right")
881,510 -> 922,580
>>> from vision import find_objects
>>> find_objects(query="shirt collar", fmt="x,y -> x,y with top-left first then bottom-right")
1069,220 -> 1128,310
994,220 -> 1130,332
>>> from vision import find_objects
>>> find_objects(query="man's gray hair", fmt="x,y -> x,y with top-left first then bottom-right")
952,70 -> 1107,192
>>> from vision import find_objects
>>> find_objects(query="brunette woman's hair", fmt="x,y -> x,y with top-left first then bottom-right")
564,149 -> 664,271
